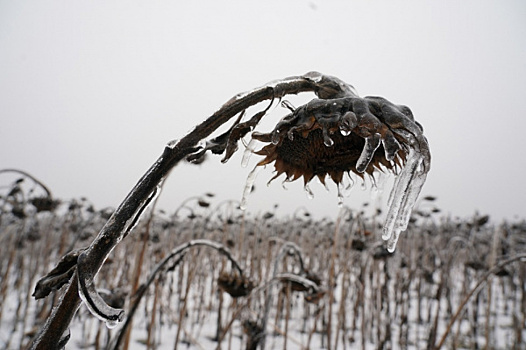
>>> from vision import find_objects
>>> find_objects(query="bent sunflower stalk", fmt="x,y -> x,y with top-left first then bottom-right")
29,72 -> 430,349
108,239 -> 250,350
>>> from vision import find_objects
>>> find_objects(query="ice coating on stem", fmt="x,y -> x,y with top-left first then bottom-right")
76,185 -> 161,328
77,254 -> 124,328
78,286 -> 123,329
383,147 -> 428,252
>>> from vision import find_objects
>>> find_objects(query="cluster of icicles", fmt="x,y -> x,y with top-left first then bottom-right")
240,140 -> 428,253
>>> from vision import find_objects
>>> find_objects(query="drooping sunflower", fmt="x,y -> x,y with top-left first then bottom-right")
250,97 -> 410,189
188,72 -> 430,251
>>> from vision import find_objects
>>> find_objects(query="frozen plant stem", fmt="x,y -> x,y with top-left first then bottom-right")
0,168 -> 54,198
260,241 -> 306,350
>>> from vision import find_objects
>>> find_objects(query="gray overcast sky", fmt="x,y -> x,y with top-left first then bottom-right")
1,0 -> 525,222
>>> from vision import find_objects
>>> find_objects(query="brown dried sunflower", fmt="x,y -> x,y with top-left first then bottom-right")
217,271 -> 254,298
251,98 -> 408,188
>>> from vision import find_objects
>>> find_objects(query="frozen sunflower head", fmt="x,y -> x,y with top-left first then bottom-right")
251,100 -> 407,187
217,272 -> 254,298
252,98 -> 410,186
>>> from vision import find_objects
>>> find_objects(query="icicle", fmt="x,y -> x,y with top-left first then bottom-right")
241,138 -> 257,168
304,183 -> 314,199
316,176 -> 330,192
369,173 -> 378,192
322,128 -> 334,147
337,186 -> 344,207
339,127 -> 351,136
360,180 -> 367,191
271,130 -> 282,145
383,147 -> 428,252
356,134 -> 381,173
281,100 -> 296,112
240,165 -> 260,210
381,132 -> 401,161
373,172 -> 386,194
339,172 -> 355,197
341,111 -> 358,135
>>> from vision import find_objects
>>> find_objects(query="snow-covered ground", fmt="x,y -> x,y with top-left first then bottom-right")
1,205 -> 525,349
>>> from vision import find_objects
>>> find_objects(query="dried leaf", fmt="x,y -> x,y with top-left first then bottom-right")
32,248 -> 84,299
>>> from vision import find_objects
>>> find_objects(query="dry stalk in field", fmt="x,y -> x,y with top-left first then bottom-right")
28,72 -> 430,349
434,253 -> 526,350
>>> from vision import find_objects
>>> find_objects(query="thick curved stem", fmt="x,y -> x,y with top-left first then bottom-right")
29,72 -> 339,349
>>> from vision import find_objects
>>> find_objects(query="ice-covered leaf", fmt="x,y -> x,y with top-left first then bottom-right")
32,248 -> 84,299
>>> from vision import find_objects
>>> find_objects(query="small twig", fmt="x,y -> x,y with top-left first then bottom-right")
0,168 -> 53,198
